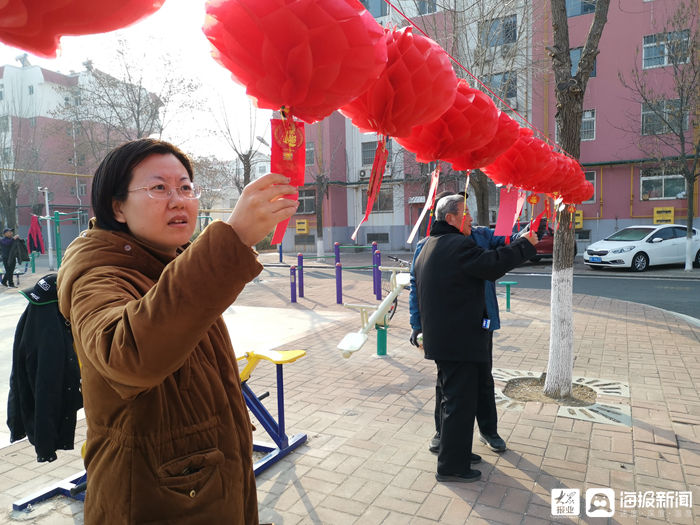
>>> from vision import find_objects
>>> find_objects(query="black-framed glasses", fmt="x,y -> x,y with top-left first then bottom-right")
128,182 -> 202,200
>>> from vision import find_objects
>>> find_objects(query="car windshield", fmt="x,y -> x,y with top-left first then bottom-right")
605,227 -> 654,241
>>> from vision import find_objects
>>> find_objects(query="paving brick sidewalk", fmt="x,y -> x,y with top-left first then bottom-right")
2,252 -> 699,524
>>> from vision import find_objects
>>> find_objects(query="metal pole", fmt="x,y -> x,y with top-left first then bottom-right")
335,262 -> 342,305
290,266 -> 297,303
297,253 -> 304,298
42,188 -> 54,271
334,242 -> 340,265
375,250 -> 382,301
54,211 -> 62,269
376,323 -> 387,356
278,244 -> 283,263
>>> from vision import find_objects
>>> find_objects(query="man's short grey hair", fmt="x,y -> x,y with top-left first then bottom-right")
435,194 -> 464,221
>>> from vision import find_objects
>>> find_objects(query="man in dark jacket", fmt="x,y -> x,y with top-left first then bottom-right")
1,227 -> 21,287
410,192 -> 529,455
415,194 -> 537,482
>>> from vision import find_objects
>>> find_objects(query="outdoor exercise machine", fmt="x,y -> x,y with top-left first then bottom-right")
13,348 -> 308,511
338,266 -> 410,358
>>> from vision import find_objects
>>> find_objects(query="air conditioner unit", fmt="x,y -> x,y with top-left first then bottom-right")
384,165 -> 392,178
359,169 -> 368,179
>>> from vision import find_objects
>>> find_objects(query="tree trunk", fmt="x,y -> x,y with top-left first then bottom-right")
470,170 -> 491,226
685,175 -> 696,270
544,208 -> 576,397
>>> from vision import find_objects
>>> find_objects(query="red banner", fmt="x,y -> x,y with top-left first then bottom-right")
270,116 -> 305,245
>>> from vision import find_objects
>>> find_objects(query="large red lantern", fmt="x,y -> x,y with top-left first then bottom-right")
339,26 -> 458,137
394,79 -> 499,163
0,0 -> 165,58
203,0 -> 388,124
444,111 -> 520,171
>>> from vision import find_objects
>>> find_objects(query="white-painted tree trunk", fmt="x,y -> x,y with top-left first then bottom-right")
544,266 -> 574,398
316,238 -> 324,258
685,237 -> 694,271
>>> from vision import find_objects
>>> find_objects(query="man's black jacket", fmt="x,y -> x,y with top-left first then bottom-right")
414,220 -> 536,362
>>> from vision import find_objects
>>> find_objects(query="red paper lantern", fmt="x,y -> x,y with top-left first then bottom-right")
0,0 -> 165,58
203,0 -> 388,124
482,127 -> 558,189
339,26 -> 458,137
444,111 -> 519,171
394,79 -> 500,163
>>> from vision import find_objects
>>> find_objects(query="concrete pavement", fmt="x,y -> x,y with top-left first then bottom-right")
1,251 -> 698,524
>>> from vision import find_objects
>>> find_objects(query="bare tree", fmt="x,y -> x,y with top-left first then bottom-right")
53,40 -> 202,165
618,1 -> 699,270
543,0 -> 610,398
190,155 -> 239,230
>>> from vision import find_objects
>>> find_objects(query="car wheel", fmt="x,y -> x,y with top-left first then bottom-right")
695,249 -> 700,268
631,252 -> 649,272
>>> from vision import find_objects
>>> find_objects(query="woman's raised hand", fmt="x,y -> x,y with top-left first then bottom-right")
226,173 -> 298,247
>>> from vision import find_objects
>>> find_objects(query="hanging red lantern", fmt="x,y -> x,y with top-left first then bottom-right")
203,0 -> 388,124
339,26 -> 458,137
0,0 -> 165,58
444,111 -> 519,171
394,78 -> 500,163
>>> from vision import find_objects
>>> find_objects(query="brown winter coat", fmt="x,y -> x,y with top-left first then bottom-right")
57,220 -> 261,524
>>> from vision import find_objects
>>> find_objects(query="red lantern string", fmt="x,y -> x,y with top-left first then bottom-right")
352,136 -> 389,240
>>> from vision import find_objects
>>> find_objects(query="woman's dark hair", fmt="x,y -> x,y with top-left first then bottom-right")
91,138 -> 194,232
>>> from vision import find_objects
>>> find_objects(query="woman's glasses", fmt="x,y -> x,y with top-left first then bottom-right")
128,182 -> 202,200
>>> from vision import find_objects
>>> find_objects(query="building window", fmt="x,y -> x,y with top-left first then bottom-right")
0,115 -> 8,132
305,141 -> 315,166
358,0 -> 387,17
361,140 -> 392,166
361,187 -> 393,213
298,189 -> 316,214
257,163 -> 267,174
28,85 -> 34,95
643,31 -> 689,68
485,71 -> 518,99
0,85 -> 3,102
29,117 -> 36,127
566,0 -> 595,17
418,0 -> 436,14
581,110 -> 596,141
570,47 -> 596,77
641,99 -> 687,135
640,168 -> 686,200
479,15 -> 517,47
583,171 -> 595,203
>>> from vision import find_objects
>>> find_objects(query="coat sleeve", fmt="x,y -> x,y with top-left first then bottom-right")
66,222 -> 262,399
458,237 -> 536,282
408,241 -> 425,330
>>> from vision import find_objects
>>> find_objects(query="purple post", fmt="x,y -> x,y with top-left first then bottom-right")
278,243 -> 283,263
335,262 -> 342,305
375,250 -> 382,301
290,266 -> 297,303
297,253 -> 304,298
372,250 -> 379,297
334,242 -> 340,265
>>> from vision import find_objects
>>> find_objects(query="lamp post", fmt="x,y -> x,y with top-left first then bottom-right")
39,186 -> 54,270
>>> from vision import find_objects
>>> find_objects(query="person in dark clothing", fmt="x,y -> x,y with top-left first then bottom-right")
414,194 -> 537,483
409,192 -> 530,454
1,227 -> 21,287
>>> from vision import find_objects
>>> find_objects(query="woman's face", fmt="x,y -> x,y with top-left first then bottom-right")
112,153 -> 198,255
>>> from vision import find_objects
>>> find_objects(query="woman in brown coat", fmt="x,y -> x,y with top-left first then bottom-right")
57,139 -> 297,524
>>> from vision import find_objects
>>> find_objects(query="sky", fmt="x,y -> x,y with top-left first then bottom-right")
0,0 -> 271,159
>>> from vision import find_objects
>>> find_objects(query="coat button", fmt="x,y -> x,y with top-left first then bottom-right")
189,489 -> 196,498
124,244 -> 132,252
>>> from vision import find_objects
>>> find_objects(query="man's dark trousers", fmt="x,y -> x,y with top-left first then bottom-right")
434,332 -> 498,438
2,257 -> 16,286
436,359 -> 480,475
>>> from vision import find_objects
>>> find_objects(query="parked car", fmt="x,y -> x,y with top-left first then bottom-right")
583,224 -> 700,272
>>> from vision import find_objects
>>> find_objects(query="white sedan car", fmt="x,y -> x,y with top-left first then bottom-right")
583,224 -> 700,271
